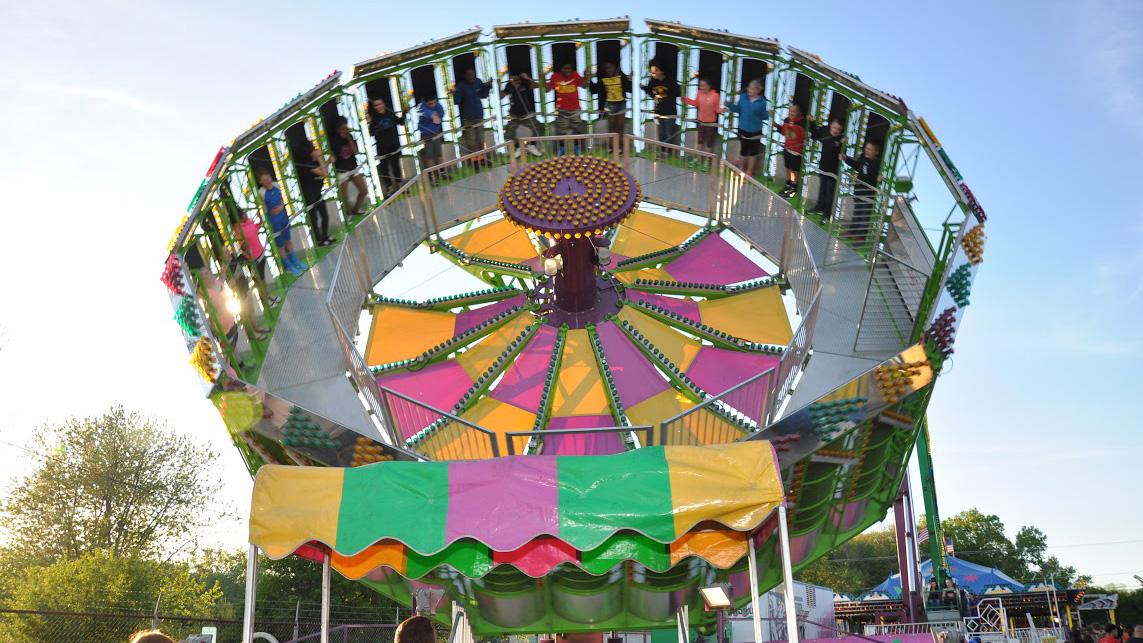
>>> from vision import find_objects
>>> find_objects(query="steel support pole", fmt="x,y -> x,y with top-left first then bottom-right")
747,536 -> 765,643
778,505 -> 799,643
242,544 -> 258,643
321,551 -> 332,643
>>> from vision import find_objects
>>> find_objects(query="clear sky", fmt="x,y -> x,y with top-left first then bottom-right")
1,0 -> 1140,589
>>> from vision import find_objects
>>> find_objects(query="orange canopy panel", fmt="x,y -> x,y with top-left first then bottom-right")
365,305 -> 458,367
612,209 -> 700,258
447,218 -> 540,264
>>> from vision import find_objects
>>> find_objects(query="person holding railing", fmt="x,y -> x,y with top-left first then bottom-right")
453,67 -> 493,165
330,116 -> 370,218
417,96 -> 446,180
256,168 -> 307,276
546,62 -> 587,154
501,71 -> 542,157
842,140 -> 882,240
808,117 -> 846,220
641,61 -> 680,149
291,141 -> 333,246
366,98 -> 406,196
683,77 -> 725,162
589,61 -> 631,150
773,102 -> 808,198
725,78 -> 769,177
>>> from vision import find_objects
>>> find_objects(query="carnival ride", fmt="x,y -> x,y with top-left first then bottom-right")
162,17 -> 988,639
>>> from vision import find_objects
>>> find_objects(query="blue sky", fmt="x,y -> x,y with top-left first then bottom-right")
0,0 -> 1140,589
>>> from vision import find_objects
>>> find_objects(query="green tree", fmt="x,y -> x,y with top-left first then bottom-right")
0,406 -> 225,568
796,526 -> 899,595
0,550 -> 223,643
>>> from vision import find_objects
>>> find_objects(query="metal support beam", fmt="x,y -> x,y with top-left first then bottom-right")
321,551 -> 332,643
747,535 -> 764,643
242,543 -> 258,643
778,505 -> 799,643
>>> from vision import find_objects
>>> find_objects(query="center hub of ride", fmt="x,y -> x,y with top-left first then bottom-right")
500,156 -> 640,318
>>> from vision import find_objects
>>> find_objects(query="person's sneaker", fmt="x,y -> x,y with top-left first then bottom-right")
527,144 -> 542,156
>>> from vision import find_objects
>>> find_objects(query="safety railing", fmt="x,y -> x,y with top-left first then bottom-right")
378,385 -> 501,460
658,369 -> 777,445
504,425 -> 653,455
864,621 -> 965,636
854,249 -> 929,353
322,134 -> 834,455
280,623 -> 399,643
1010,627 -> 1068,643
627,135 -> 719,219
515,132 -> 621,165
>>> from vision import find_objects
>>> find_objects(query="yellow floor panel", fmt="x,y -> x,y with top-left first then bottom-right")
417,419 -> 497,460
612,209 -> 701,258
697,287 -> 793,346
460,397 -> 537,455
550,329 -> 610,417
615,307 -> 702,371
454,315 -> 533,380
626,389 -> 746,446
612,267 -> 674,284
365,305 -> 457,367
447,218 -> 539,264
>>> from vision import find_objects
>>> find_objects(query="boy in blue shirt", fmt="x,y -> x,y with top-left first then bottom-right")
725,79 -> 769,176
256,169 -> 307,276
417,97 -> 446,174
452,68 -> 492,162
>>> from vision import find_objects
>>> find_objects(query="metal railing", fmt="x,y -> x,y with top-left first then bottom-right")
864,621 -> 965,636
659,369 -> 776,445
320,134 -> 836,456
854,249 -> 929,353
504,425 -> 653,455
281,623 -> 399,643
379,385 -> 501,460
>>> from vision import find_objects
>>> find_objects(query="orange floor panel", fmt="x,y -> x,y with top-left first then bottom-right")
697,287 -> 793,346
612,209 -> 700,258
364,305 -> 457,366
447,218 -> 539,264
549,329 -> 610,418
615,307 -> 701,371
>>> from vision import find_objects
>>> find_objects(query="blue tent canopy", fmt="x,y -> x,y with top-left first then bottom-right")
863,555 -> 1025,599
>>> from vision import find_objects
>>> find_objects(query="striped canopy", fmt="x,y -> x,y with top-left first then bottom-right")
250,441 -> 784,579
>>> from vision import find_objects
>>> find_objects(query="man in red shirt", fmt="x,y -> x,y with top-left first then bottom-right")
774,102 -> 807,198
546,62 -> 587,150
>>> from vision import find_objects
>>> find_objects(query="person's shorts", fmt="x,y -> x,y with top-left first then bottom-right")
738,130 -> 762,156
421,135 -> 443,164
696,122 -> 718,147
269,213 -> 291,247
604,101 -> 626,116
783,150 -> 803,172
336,168 -> 360,185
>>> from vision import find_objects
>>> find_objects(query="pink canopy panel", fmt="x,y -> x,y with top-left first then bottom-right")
663,233 -> 767,284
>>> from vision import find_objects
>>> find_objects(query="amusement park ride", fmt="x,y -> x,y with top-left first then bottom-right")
162,17 -> 992,641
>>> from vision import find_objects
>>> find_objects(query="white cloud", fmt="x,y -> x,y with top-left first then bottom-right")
1079,0 -> 1143,137
64,85 -> 166,115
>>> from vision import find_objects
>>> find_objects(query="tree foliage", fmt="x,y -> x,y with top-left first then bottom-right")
940,509 -> 1077,585
795,526 -> 899,595
0,550 -> 223,643
0,406 -> 225,567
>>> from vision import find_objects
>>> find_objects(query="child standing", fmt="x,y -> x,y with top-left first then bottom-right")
366,98 -> 405,195
452,68 -> 492,161
589,61 -> 631,147
774,103 -> 808,197
256,169 -> 306,276
640,62 -> 681,147
417,97 -> 446,172
546,63 -> 587,151
329,116 -> 369,217
808,118 -> 846,219
683,77 -> 725,157
843,141 -> 882,239
725,79 -> 769,176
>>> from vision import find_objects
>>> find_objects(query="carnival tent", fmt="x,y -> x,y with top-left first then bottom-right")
242,441 -> 798,638
865,554 -> 1025,598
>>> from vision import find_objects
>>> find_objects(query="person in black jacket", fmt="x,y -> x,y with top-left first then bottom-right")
808,118 -> 845,219
366,98 -> 406,196
843,140 -> 881,238
641,61 -> 681,149
291,141 -> 333,246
